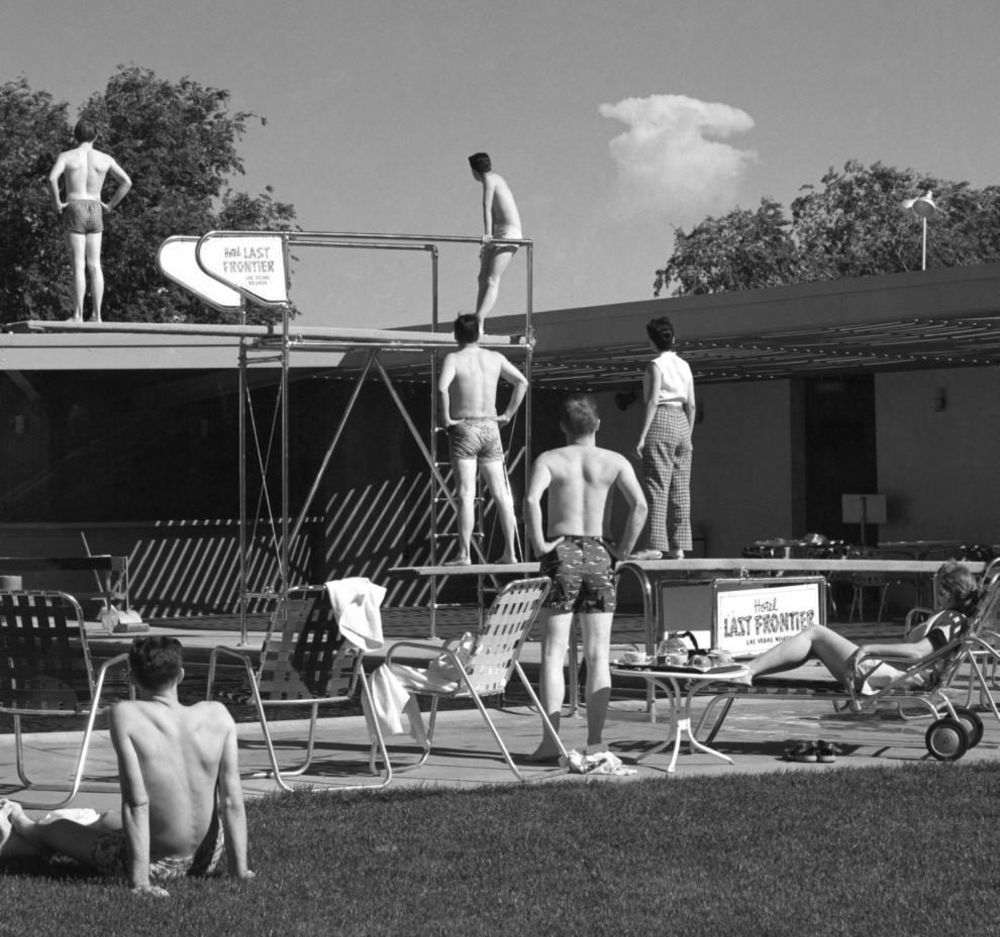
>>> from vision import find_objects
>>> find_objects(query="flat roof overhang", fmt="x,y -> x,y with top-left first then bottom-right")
4,262 -> 1000,385
471,260 -> 1000,389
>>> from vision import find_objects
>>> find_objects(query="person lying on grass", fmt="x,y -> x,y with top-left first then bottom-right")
0,636 -> 254,897
715,561 -> 980,694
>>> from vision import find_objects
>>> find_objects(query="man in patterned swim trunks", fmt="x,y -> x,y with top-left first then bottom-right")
524,394 -> 648,761
48,119 -> 132,322
438,313 -> 528,565
1,637 -> 252,897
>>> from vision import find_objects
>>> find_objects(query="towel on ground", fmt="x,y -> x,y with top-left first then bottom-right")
325,577 -> 386,651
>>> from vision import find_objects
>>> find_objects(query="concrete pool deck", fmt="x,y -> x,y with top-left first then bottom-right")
4,615 -> 999,815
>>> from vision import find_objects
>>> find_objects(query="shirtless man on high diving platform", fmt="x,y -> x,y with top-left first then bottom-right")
49,119 -> 132,323
469,152 -> 522,332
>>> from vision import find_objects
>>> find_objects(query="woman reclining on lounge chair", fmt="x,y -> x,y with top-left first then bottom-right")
717,561 -> 979,694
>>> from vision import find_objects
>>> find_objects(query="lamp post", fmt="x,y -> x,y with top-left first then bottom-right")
902,190 -> 940,270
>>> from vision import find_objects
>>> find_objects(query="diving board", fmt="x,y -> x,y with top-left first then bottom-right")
392,563 -> 540,576
2,319 -> 525,349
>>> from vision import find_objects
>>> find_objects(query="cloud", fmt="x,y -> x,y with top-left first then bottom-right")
598,94 -> 756,223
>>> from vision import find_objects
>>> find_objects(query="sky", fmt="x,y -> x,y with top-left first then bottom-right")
5,0 -> 1000,329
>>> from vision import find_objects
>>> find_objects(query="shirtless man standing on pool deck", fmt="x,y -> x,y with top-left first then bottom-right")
48,119 -> 132,322
469,152 -> 521,331
439,313 -> 528,565
525,394 -> 648,760
0,636 -> 253,898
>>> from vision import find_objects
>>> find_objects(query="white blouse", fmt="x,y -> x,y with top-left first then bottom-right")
650,351 -> 693,407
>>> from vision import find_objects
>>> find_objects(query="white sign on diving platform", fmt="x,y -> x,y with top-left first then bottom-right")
196,231 -> 289,306
156,236 -> 242,312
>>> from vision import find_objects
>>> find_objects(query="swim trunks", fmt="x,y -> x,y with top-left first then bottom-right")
448,418 -> 504,464
481,223 -> 522,258
90,810 -> 225,882
540,536 -> 617,614
62,199 -> 103,235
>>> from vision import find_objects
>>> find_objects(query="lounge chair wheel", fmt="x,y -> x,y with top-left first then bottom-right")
952,707 -> 984,748
925,718 -> 968,761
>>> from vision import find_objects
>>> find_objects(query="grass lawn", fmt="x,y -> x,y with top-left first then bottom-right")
3,762 -> 1000,937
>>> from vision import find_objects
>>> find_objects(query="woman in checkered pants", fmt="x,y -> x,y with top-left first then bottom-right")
634,317 -> 695,559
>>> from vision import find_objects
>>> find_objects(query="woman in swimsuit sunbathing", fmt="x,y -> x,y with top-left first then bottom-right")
719,561 -> 979,692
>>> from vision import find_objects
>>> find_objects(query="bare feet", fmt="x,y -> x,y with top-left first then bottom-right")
526,744 -> 563,764
498,553 -> 519,564
2,800 -> 33,838
443,557 -> 472,567
0,799 -> 42,858
706,664 -> 753,686
0,801 -> 13,853
628,549 -> 661,561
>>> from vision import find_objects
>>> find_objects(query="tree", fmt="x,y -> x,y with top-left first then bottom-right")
0,66 -> 297,325
655,160 -> 1000,297
0,77 -> 72,319
653,197 -> 805,296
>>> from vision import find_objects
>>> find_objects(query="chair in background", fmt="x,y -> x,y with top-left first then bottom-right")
206,585 -> 391,792
846,548 -> 913,623
0,590 -> 129,808
377,577 -> 565,782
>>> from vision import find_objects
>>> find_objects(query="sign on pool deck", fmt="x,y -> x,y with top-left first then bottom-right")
196,232 -> 289,306
659,577 -> 826,657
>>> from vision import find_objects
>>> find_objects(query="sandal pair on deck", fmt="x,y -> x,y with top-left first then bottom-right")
783,740 -> 838,764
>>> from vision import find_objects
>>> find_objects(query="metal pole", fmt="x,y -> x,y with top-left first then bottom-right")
238,299 -> 248,647
523,242 -> 534,559
429,247 -> 440,638
281,299 -> 290,598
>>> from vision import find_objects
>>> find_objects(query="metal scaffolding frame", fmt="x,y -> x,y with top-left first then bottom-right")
232,230 -> 535,643
9,229 -> 535,642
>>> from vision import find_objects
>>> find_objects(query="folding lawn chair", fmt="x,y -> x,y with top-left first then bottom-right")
936,558 -> 1000,714
376,576 -> 567,782
695,572 -> 1000,762
0,590 -> 130,808
206,585 -> 392,792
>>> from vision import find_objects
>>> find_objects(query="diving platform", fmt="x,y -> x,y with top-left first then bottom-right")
0,320 -> 525,370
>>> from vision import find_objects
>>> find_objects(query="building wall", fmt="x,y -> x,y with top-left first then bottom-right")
876,366 -> 1000,545
586,382 -> 795,558
2,364 -> 996,616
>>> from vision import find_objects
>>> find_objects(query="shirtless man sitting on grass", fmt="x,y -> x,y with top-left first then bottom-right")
524,393 -> 648,761
0,636 -> 253,897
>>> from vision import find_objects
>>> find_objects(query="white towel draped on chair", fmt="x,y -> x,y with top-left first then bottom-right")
325,577 -> 386,651
365,635 -> 481,742
367,665 -> 434,744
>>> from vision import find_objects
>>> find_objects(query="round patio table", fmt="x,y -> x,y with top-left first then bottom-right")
610,663 -> 751,774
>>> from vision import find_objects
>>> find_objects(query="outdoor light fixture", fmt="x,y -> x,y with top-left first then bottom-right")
614,389 -> 637,411
901,190 -> 941,271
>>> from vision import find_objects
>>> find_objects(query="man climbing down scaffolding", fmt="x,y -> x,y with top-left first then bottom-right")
469,152 -> 522,332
